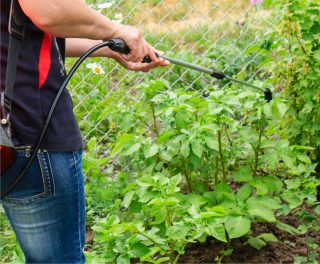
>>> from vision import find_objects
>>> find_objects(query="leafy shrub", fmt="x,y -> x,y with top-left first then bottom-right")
87,79 -> 318,263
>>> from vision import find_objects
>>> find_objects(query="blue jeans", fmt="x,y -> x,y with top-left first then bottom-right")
1,148 -> 86,263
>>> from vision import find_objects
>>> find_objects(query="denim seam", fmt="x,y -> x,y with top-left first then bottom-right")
46,152 -> 56,195
72,151 -> 82,264
38,151 -> 48,193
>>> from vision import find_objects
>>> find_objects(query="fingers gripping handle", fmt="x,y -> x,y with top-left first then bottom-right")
108,38 -> 155,62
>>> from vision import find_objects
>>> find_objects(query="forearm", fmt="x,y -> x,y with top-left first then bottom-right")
18,0 -> 117,40
65,38 -> 113,57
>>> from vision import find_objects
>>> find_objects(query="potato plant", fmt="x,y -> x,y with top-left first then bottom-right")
86,79 -> 318,263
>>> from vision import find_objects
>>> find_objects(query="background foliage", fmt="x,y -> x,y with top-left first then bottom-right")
1,0 -> 319,263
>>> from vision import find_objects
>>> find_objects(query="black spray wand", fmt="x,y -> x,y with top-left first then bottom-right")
109,39 -> 273,102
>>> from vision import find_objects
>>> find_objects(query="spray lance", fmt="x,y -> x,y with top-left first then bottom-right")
109,38 -> 273,102
1,39 -> 272,198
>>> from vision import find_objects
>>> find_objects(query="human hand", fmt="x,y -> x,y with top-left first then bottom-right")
110,24 -> 162,65
109,49 -> 170,72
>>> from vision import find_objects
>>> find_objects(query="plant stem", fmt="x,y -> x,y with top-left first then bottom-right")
164,202 -> 172,228
183,159 -> 193,192
218,129 -> 226,182
253,119 -> 263,177
214,156 -> 219,185
136,231 -> 167,252
224,125 -> 232,146
173,253 -> 180,264
150,103 -> 159,136
133,112 -> 158,135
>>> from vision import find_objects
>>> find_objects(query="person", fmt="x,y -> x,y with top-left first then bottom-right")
0,0 -> 169,263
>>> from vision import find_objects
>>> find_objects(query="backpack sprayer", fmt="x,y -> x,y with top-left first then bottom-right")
1,38 -> 272,198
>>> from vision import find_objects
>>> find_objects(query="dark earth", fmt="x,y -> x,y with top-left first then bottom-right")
85,212 -> 320,264
178,214 -> 320,264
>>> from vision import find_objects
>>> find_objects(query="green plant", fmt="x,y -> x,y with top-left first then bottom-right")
86,79 -> 318,262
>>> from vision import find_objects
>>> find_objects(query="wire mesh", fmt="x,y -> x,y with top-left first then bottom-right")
69,0 -> 274,153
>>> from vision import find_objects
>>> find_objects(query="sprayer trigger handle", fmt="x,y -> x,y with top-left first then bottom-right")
211,70 -> 225,80
108,39 -> 130,54
264,88 -> 272,102
108,38 -> 159,63
142,54 -> 160,63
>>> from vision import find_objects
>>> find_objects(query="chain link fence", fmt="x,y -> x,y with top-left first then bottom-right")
70,0 -> 274,149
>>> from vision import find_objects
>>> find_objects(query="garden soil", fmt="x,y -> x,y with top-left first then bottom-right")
178,214 -> 320,264
85,212 -> 319,263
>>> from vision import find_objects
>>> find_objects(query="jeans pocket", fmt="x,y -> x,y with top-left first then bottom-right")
2,150 -> 55,205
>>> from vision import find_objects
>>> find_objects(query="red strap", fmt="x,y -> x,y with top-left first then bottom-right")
38,32 -> 52,89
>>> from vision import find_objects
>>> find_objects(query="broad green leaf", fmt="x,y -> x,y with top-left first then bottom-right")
251,180 -> 269,195
274,102 -> 288,119
147,198 -> 163,206
232,166 -> 253,183
246,196 -> 281,210
243,44 -> 262,55
215,182 -> 232,193
247,205 -> 276,222
257,233 -> 278,242
236,184 -> 253,202
122,191 -> 135,208
297,154 -> 311,164
220,248 -> 234,257
313,49 -> 320,61
175,110 -> 193,129
284,178 -> 301,189
187,194 -> 208,207
188,204 -> 199,216
205,137 -> 219,151
180,141 -> 190,158
190,152 -> 203,168
191,140 -> 204,158
144,144 -> 159,158
281,191 -> 303,209
116,254 -> 130,264
118,112 -> 135,130
111,134 -> 135,155
206,223 -> 227,242
108,223 -> 136,235
167,174 -> 182,194
199,211 -> 224,219
315,205 -> 320,215
122,143 -> 141,156
207,206 -> 225,215
150,204 -> 166,224
87,137 -> 97,151
160,151 -> 172,161
166,225 -> 189,240
276,222 -> 300,235
282,155 -> 295,170
262,176 -> 283,194
128,243 -> 150,258
225,216 -> 251,239
209,106 -> 224,115
247,237 -> 266,250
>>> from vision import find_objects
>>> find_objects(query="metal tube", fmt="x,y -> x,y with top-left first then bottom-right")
225,76 -> 264,92
159,54 -> 213,75
159,54 -> 265,92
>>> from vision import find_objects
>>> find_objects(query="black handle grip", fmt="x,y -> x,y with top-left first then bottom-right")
108,38 -> 158,63
264,88 -> 272,102
211,70 -> 225,80
108,38 -> 130,54
142,54 -> 159,63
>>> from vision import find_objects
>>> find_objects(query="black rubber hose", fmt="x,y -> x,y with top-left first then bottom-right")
1,40 -> 114,198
